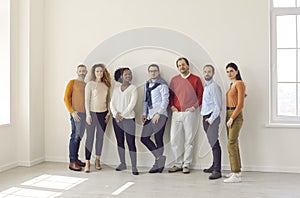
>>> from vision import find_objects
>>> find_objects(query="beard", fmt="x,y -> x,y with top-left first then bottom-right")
79,74 -> 86,78
204,76 -> 212,81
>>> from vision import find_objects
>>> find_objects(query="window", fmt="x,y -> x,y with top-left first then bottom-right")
0,0 -> 10,125
270,0 -> 300,124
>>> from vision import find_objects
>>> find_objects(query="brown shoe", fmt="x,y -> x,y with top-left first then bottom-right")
85,160 -> 90,173
75,160 -> 86,167
69,162 -> 82,171
95,158 -> 101,170
168,166 -> 183,173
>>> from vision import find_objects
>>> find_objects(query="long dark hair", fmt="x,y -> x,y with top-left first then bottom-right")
226,62 -> 242,80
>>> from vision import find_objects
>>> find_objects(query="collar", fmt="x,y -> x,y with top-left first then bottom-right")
181,72 -> 191,79
205,79 -> 214,86
150,79 -> 157,83
147,77 -> 167,85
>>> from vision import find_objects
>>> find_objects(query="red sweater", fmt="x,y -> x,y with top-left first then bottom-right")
169,73 -> 203,112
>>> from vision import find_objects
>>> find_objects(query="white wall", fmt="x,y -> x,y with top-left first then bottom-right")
2,0 -> 300,173
44,0 -> 299,172
0,0 -> 45,172
16,0 -> 45,166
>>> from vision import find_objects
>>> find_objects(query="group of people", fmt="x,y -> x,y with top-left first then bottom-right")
63,57 -> 246,183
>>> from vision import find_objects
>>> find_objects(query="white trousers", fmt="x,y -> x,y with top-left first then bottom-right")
170,108 -> 200,168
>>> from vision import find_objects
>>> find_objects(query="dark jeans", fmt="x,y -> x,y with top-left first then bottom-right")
85,111 -> 107,160
203,114 -> 221,172
112,118 -> 137,168
69,112 -> 86,162
141,115 -> 167,159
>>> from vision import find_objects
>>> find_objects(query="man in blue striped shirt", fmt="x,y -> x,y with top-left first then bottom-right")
201,64 -> 222,180
141,64 -> 169,173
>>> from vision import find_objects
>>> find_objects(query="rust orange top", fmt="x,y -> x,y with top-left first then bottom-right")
64,79 -> 86,113
226,80 -> 245,120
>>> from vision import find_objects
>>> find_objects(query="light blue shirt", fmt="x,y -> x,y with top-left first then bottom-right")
200,79 -> 222,123
142,79 -> 169,119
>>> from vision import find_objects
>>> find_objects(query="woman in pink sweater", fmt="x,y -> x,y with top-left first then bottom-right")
84,64 -> 111,172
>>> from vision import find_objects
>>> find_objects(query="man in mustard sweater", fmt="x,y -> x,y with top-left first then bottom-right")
64,64 -> 87,171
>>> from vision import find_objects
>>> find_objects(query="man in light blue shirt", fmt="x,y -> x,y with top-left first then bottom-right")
141,64 -> 169,173
201,64 -> 222,180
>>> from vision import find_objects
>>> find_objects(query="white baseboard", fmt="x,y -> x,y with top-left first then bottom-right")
191,163 -> 300,173
0,161 -> 18,172
0,157 -> 45,173
45,156 -> 68,163
18,157 -> 45,167
2,158 -> 300,174
240,165 -> 300,174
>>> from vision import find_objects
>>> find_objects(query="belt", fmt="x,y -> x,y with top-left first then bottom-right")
203,112 -> 212,118
226,107 -> 236,110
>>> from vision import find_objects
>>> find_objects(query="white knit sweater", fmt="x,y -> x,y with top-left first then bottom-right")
110,83 -> 137,119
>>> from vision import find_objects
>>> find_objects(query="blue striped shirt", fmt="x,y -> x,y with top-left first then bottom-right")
200,79 -> 222,123
142,80 -> 169,119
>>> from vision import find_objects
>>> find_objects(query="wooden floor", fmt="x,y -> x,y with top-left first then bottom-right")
0,162 -> 299,198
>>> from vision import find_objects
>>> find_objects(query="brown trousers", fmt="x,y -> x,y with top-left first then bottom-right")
226,110 -> 243,173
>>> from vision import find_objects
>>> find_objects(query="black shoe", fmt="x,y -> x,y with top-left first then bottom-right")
116,163 -> 127,171
132,167 -> 139,175
75,160 -> 86,167
157,155 -> 166,173
203,166 -> 214,173
132,171 -> 139,175
157,166 -> 164,173
149,165 -> 159,173
209,171 -> 222,180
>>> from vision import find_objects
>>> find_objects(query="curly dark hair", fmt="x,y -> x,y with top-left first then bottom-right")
114,67 -> 131,83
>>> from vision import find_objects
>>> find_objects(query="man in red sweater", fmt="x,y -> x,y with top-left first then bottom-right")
168,57 -> 203,174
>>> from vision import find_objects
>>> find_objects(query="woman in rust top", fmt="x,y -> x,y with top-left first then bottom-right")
224,62 -> 246,183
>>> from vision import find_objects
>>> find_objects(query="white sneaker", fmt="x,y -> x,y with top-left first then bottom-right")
224,172 -> 242,178
224,173 -> 241,183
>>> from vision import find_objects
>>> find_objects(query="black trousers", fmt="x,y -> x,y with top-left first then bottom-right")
141,115 -> 167,159
112,118 -> 137,168
202,114 -> 222,172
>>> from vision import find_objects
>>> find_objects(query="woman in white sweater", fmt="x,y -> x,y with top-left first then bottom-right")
84,64 -> 111,172
110,67 -> 139,175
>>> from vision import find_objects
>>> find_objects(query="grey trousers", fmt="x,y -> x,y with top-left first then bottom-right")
203,114 -> 221,172
85,111 -> 107,160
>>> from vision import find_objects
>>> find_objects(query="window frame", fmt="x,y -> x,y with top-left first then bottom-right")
0,0 -> 11,126
270,2 -> 300,124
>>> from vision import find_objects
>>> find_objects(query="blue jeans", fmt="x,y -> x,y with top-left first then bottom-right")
69,112 -> 86,162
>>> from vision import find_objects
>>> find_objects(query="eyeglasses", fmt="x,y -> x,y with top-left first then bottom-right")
149,70 -> 159,73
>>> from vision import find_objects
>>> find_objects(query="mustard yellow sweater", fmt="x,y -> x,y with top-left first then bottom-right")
64,79 -> 86,113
